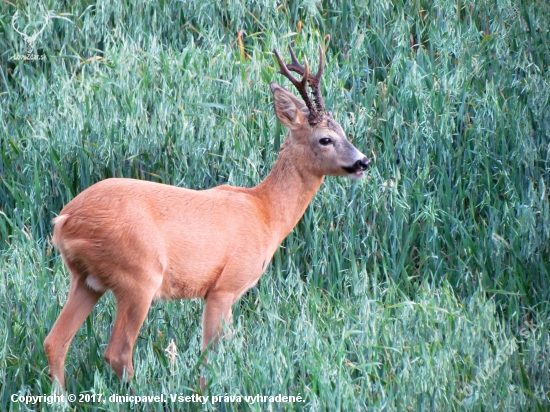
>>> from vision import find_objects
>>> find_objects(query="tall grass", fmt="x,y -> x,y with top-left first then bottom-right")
1,0 -> 549,410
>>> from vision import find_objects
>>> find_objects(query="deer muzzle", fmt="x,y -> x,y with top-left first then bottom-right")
343,157 -> 370,178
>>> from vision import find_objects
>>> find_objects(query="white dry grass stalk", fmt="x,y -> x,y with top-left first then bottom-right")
165,338 -> 178,376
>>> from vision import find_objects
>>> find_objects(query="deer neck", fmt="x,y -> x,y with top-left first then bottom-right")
251,140 -> 324,242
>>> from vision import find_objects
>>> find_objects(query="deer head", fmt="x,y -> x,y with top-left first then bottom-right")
271,45 -> 370,179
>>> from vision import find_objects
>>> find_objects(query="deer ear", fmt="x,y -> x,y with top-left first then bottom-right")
270,83 -> 308,130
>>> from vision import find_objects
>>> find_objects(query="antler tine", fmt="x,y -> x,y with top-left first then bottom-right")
287,45 -> 305,74
283,45 -> 326,113
273,47 -> 318,121
273,48 -> 303,90
314,45 -> 324,83
311,44 -> 326,112
303,56 -> 310,85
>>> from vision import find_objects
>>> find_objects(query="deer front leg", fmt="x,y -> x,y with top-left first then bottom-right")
201,292 -> 234,351
200,291 -> 234,390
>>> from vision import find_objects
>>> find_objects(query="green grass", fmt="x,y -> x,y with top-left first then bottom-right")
1,0 -> 549,410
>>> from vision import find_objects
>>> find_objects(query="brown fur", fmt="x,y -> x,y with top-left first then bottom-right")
44,81 -> 369,388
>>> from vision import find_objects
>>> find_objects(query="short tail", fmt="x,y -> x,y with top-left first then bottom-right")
52,215 -> 70,248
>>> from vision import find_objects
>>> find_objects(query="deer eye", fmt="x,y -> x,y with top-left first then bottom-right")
319,138 -> 332,146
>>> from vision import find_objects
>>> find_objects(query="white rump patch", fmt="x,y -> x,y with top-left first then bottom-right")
85,276 -> 107,292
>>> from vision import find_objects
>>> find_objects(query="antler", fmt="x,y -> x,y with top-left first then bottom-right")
273,45 -> 326,124
286,45 -> 325,116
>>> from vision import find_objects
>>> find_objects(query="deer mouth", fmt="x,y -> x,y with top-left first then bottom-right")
343,158 -> 370,178
343,167 -> 365,177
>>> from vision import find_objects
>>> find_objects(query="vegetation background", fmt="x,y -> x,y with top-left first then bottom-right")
1,0 -> 549,410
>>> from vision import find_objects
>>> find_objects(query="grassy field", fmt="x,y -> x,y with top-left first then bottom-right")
1,0 -> 549,410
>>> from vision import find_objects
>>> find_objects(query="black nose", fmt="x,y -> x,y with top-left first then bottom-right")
354,157 -> 370,171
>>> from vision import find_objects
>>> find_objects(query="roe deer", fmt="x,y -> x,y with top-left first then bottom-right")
44,45 -> 371,388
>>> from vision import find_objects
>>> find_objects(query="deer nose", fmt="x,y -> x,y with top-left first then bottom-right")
354,157 -> 370,171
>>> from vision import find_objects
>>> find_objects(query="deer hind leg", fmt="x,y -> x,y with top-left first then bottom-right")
103,273 -> 161,381
44,273 -> 104,388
